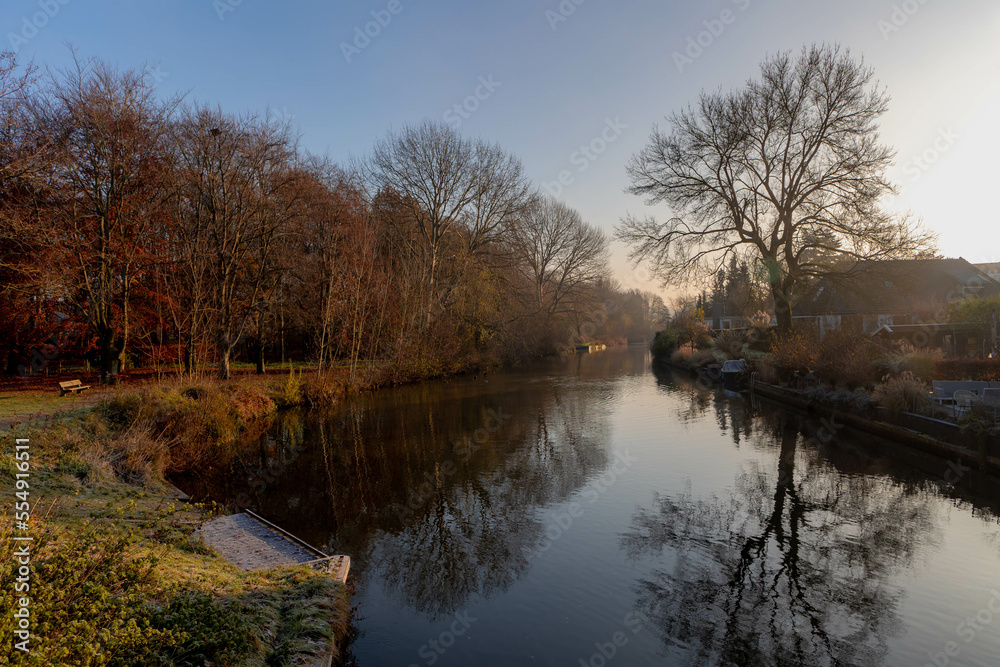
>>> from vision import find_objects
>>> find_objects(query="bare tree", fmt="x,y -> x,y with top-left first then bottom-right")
461,141 -> 532,255
171,105 -> 297,379
363,120 -> 532,324
0,52 -> 44,198
512,196 -> 610,318
617,44 -> 935,332
292,157 -> 379,376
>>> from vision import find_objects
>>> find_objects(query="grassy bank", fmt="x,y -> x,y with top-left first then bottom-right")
0,376 -> 356,666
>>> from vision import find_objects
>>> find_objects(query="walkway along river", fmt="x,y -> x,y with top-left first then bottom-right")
178,347 -> 1000,666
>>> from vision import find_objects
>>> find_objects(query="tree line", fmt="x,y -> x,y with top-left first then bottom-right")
0,51 -> 667,382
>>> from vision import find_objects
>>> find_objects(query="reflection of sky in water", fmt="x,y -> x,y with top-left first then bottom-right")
184,348 -> 1000,666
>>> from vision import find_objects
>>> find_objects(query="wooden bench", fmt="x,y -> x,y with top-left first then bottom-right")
58,379 -> 91,396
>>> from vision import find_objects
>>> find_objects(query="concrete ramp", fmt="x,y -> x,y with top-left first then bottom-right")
198,510 -> 350,584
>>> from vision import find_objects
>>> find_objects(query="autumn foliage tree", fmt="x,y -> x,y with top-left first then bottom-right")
29,54 -> 179,382
1,50 -> 630,380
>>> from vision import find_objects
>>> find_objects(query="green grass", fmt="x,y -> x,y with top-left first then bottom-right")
0,389 -> 351,666
0,392 -> 101,429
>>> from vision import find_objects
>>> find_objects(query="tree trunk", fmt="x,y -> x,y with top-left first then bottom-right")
218,331 -> 232,380
98,327 -> 121,384
770,283 -> 793,334
255,311 -> 266,375
255,339 -> 265,375
426,246 -> 438,329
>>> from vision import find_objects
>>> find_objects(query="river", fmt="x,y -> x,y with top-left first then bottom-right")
183,347 -> 1000,666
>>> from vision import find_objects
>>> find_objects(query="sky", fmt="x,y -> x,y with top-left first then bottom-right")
4,0 -> 999,299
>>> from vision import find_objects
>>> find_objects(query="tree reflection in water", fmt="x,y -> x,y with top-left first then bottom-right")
179,372 -> 613,620
625,369 -> 942,666
372,387 -> 612,618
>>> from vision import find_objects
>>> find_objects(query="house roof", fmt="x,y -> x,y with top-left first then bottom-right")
795,258 -> 1000,317
976,262 -> 1000,276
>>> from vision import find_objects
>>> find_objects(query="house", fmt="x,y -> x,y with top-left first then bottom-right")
705,305 -> 749,331
794,258 -> 1000,354
975,262 -> 1000,283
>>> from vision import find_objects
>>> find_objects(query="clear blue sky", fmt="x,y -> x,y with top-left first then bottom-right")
5,0 -> 999,297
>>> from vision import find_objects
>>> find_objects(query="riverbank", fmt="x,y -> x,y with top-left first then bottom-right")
654,354 -> 1000,477
0,375 -> 356,665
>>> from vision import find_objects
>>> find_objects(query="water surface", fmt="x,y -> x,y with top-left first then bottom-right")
183,348 -> 1000,666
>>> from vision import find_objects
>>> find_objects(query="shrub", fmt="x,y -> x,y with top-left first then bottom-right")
95,382 -> 276,476
933,357 -> 1000,382
813,330 -> 879,389
714,329 -> 746,359
103,426 -> 169,487
670,347 -> 693,365
0,520 -> 170,666
229,384 -> 276,422
747,310 -> 771,329
875,344 -> 944,382
0,519 -> 332,666
770,331 -> 818,376
275,368 -> 303,408
752,354 -> 780,385
301,377 -> 342,407
902,346 -> 943,381
872,373 -> 931,416
958,404 -> 1000,441
688,350 -> 721,370
692,330 -> 714,350
100,392 -> 145,429
147,590 -> 258,666
651,329 -> 683,358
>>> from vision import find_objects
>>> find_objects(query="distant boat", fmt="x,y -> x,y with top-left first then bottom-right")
576,343 -> 607,353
